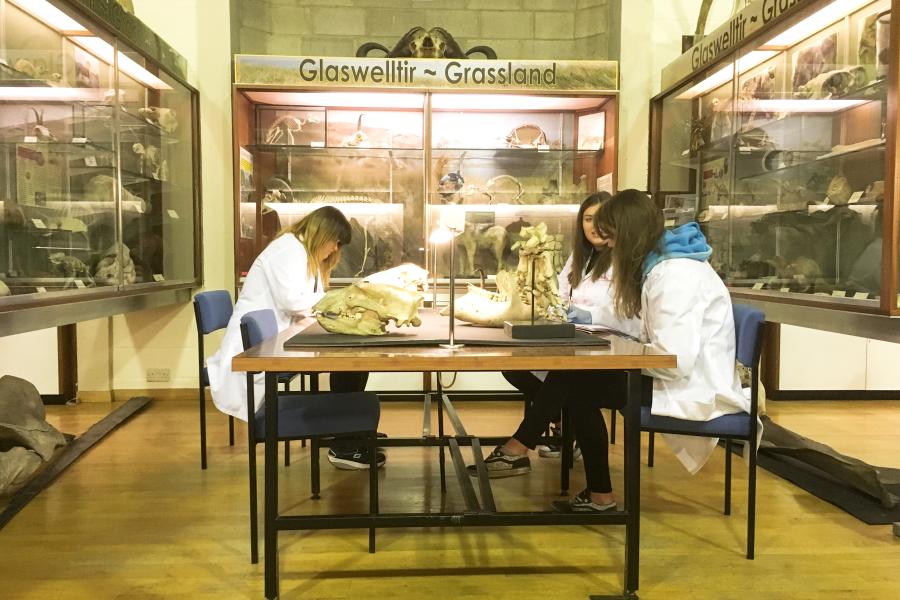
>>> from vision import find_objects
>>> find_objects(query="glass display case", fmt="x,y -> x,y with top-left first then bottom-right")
650,0 -> 900,314
0,0 -> 199,321
233,78 -> 617,288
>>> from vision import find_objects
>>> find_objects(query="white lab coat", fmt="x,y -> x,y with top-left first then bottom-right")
640,258 -> 749,474
207,234 -> 325,421
558,254 -> 641,338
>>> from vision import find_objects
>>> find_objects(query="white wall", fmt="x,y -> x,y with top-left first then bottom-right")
76,0 -> 234,396
0,328 -> 58,394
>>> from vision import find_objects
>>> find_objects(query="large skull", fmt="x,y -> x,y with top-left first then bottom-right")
313,281 -> 424,335
445,223 -> 565,327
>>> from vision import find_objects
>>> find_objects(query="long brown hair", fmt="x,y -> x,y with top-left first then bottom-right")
569,192 -> 612,291
278,206 -> 351,288
595,189 -> 664,319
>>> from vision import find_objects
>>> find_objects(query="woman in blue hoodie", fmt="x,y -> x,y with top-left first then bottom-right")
476,189 -> 747,513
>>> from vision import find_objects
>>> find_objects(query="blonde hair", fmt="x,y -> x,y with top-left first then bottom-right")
278,206 -> 351,289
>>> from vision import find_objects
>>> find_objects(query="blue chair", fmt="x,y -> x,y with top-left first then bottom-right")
193,291 -> 301,470
193,290 -> 236,470
642,303 -> 764,559
240,309 -> 380,564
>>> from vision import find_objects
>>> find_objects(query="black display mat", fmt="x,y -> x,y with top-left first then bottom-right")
284,309 -> 610,349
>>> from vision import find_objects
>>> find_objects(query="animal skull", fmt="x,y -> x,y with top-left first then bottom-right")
313,281 -> 424,336
138,106 -> 178,133
363,264 -> 430,291
445,223 -> 565,327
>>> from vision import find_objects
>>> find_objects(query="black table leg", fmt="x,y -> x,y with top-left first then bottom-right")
622,370 -> 643,598
436,378 -> 446,493
264,371 -> 279,599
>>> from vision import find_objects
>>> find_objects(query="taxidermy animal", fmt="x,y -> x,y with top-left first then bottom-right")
445,222 -> 564,327
356,27 -> 497,59
30,108 -> 56,142
456,223 -> 506,275
313,281 -> 424,336
49,252 -> 93,287
792,35 -> 836,91
138,106 -> 178,133
437,154 -> 465,203
796,68 -> 866,99
264,113 -> 320,145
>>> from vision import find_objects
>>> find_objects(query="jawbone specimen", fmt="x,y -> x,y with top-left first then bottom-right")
444,222 -> 565,327
313,281 -> 424,335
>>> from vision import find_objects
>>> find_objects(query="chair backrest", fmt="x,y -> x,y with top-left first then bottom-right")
240,309 -> 278,351
194,290 -> 233,334
732,303 -> 765,368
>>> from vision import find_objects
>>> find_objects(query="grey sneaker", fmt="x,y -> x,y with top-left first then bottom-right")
552,488 -> 617,513
467,445 -> 531,478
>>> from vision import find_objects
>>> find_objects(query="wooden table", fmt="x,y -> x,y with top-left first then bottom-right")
233,321 -> 675,600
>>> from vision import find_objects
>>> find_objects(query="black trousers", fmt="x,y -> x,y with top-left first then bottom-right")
511,370 -> 626,494
329,372 -> 372,453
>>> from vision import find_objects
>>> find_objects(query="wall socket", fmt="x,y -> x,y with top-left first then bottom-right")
146,368 -> 171,383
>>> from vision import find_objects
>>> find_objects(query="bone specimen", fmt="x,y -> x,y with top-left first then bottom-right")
30,108 -> 56,142
313,281 -> 424,335
826,175 -> 852,205
340,114 -> 372,148
264,113 -> 320,145
138,106 -> 178,133
506,124 -> 548,148
437,153 -> 465,203
86,175 -> 147,211
309,194 -> 376,203
860,12 -> 878,66
0,279 -> 9,296
796,68 -> 866,99
363,263 -> 430,291
93,243 -> 137,284
877,12 -> 891,79
455,223 -> 506,275
446,222 -> 564,327
132,143 -> 167,180
103,88 -> 127,104
49,252 -> 93,287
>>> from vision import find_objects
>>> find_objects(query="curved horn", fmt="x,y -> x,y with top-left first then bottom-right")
356,113 -> 364,132
30,107 -> 42,124
356,42 -> 391,57
465,46 -> 498,60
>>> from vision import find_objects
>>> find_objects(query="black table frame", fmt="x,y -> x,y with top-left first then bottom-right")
262,368 -> 648,600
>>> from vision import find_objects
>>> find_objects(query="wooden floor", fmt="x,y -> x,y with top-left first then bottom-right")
1,398 -> 898,599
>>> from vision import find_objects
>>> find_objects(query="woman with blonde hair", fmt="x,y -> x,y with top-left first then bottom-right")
207,207 -> 382,464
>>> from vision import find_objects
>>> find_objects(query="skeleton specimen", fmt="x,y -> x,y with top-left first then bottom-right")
796,67 -> 867,99
132,143 -> 167,181
0,280 -> 10,297
825,175 -> 852,205
264,113 -> 320,145
30,108 -> 56,142
137,107 -> 178,133
445,222 -> 564,327
93,243 -> 137,284
437,153 -> 465,203
505,124 -> 548,149
13,58 -> 61,82
340,114 -> 371,148
313,281 -> 424,335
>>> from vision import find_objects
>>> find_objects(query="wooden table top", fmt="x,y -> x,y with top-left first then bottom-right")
232,318 -> 676,373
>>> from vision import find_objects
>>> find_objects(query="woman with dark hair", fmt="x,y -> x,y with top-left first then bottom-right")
207,206 -> 382,469
481,190 -> 747,513
499,192 -> 640,458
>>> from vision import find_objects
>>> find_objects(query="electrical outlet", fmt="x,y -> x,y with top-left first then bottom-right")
146,368 -> 171,382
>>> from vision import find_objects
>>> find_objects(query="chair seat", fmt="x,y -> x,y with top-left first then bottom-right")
254,391 -> 380,440
641,406 -> 751,438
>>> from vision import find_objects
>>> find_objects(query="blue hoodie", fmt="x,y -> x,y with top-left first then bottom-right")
641,222 -> 712,282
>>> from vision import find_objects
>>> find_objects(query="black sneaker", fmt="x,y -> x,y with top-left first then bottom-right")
552,488 -> 617,513
466,445 -> 531,478
327,447 -> 386,470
